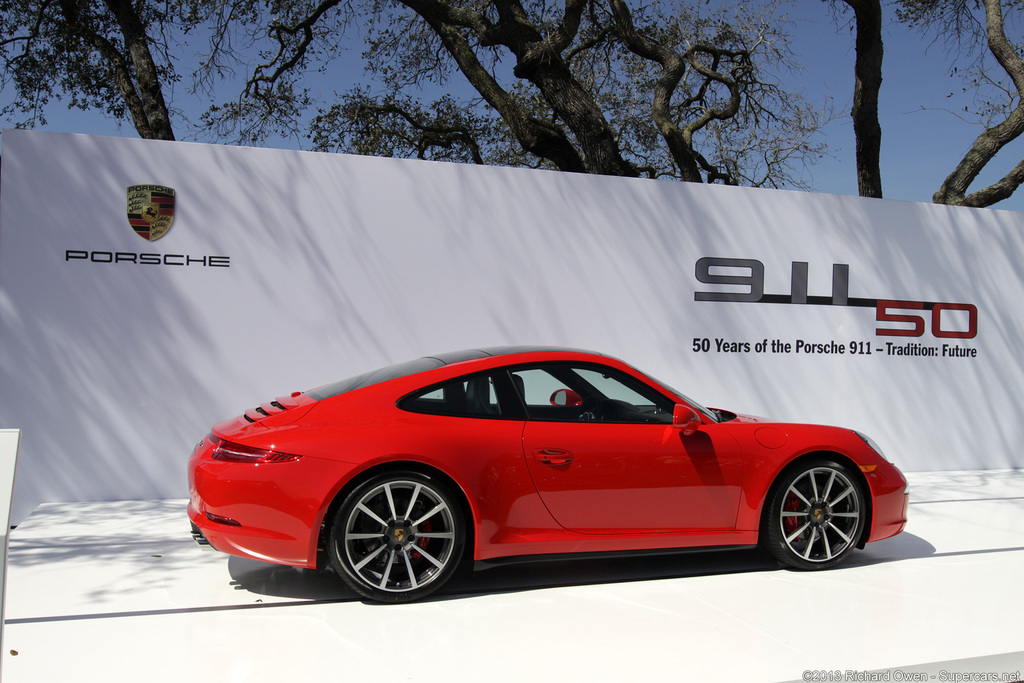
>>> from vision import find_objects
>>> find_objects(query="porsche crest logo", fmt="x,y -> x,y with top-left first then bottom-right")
127,185 -> 175,241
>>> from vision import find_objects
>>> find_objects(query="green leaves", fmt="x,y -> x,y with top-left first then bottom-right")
0,0 -> 180,138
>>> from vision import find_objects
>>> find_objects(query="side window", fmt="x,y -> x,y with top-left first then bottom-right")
400,373 -> 505,418
510,368 -> 566,407
510,364 -> 674,424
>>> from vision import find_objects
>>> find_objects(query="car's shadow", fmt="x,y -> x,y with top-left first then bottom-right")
226,531 -> 936,604
448,547 -> 778,599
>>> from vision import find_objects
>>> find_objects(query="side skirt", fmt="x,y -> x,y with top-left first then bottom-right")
472,544 -> 757,571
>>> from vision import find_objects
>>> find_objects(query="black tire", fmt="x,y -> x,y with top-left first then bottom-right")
328,471 -> 466,603
763,459 -> 866,570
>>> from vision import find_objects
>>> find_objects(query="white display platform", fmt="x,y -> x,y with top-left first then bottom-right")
3,470 -> 1023,683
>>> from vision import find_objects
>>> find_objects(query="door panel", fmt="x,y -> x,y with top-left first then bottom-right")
522,421 -> 743,534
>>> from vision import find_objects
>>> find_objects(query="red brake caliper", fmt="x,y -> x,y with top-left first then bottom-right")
783,495 -> 802,537
412,520 -> 432,561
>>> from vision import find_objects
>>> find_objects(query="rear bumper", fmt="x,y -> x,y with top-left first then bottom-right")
187,436 -> 357,569
186,498 -> 318,568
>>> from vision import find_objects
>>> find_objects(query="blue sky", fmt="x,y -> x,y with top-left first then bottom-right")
4,1 -> 1024,212
785,2 -> 1024,211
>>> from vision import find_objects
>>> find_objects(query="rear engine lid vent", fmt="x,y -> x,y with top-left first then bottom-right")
242,393 -> 311,424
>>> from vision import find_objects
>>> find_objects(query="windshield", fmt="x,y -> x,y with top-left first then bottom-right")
641,372 -> 720,423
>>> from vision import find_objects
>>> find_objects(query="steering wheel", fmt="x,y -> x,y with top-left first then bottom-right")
578,396 -> 600,422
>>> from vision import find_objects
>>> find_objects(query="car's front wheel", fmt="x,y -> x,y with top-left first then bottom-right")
328,471 -> 465,603
763,460 -> 866,570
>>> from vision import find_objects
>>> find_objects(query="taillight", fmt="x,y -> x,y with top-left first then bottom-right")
209,435 -> 303,463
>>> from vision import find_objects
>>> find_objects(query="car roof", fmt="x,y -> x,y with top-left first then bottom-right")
306,347 -> 609,401
423,346 -> 605,366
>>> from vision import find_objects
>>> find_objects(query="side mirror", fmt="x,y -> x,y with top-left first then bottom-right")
550,388 -> 583,406
673,404 -> 702,436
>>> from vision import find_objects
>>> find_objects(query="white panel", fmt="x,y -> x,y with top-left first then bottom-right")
1,130 -> 1021,524
0,431 -> 18,529
0,428 -> 21,676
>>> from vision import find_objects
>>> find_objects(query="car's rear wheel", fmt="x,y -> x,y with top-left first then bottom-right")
328,471 -> 465,603
763,460 -> 865,570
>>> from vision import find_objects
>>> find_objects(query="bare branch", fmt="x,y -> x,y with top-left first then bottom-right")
932,0 -> 1024,206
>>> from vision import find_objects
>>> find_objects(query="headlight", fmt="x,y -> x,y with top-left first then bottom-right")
853,430 -> 889,461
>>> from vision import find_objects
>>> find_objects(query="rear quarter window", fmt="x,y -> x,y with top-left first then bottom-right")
399,373 -> 511,419
307,357 -> 445,400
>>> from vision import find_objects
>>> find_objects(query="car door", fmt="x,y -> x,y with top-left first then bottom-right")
513,363 -> 744,534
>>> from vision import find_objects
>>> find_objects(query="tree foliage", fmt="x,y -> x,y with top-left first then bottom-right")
898,0 -> 1024,207
203,0 -> 831,187
0,0 -> 179,139
12,0 -> 1024,207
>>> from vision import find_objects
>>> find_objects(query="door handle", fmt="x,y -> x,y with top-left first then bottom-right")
533,448 -> 574,466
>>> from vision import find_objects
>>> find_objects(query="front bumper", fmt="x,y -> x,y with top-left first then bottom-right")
866,462 -> 910,542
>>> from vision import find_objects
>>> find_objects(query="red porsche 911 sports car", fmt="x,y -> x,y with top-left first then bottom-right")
188,347 -> 908,602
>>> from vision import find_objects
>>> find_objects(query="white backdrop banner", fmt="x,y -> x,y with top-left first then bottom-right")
1,130 -> 1022,523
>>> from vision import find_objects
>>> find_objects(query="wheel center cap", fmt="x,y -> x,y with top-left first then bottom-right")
810,503 -> 831,525
387,522 -> 414,548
